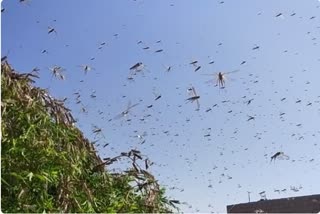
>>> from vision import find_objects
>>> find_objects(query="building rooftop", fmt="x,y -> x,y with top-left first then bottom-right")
227,194 -> 320,213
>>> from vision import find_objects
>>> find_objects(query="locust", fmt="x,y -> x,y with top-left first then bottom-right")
49,66 -> 65,80
114,101 -> 139,120
48,27 -> 57,35
202,70 -> 239,88
270,152 -> 289,162
186,86 -> 200,111
78,65 -> 94,74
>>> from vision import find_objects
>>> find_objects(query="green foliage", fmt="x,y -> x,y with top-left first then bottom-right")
1,61 -> 177,213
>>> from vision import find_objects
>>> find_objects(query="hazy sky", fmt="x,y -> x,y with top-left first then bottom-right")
2,0 -> 320,212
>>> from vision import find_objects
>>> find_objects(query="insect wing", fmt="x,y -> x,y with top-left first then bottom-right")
201,72 -> 218,76
192,87 -> 198,97
196,99 -> 200,110
277,153 -> 290,160
224,69 -> 240,75
128,102 -> 139,111
113,112 -> 124,120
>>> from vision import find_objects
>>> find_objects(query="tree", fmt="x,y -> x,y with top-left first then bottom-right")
1,60 -> 177,213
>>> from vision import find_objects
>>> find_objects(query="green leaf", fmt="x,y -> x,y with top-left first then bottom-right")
27,172 -> 34,182
10,172 -> 25,181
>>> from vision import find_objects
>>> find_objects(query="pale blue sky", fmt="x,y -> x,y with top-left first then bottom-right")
2,0 -> 320,212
